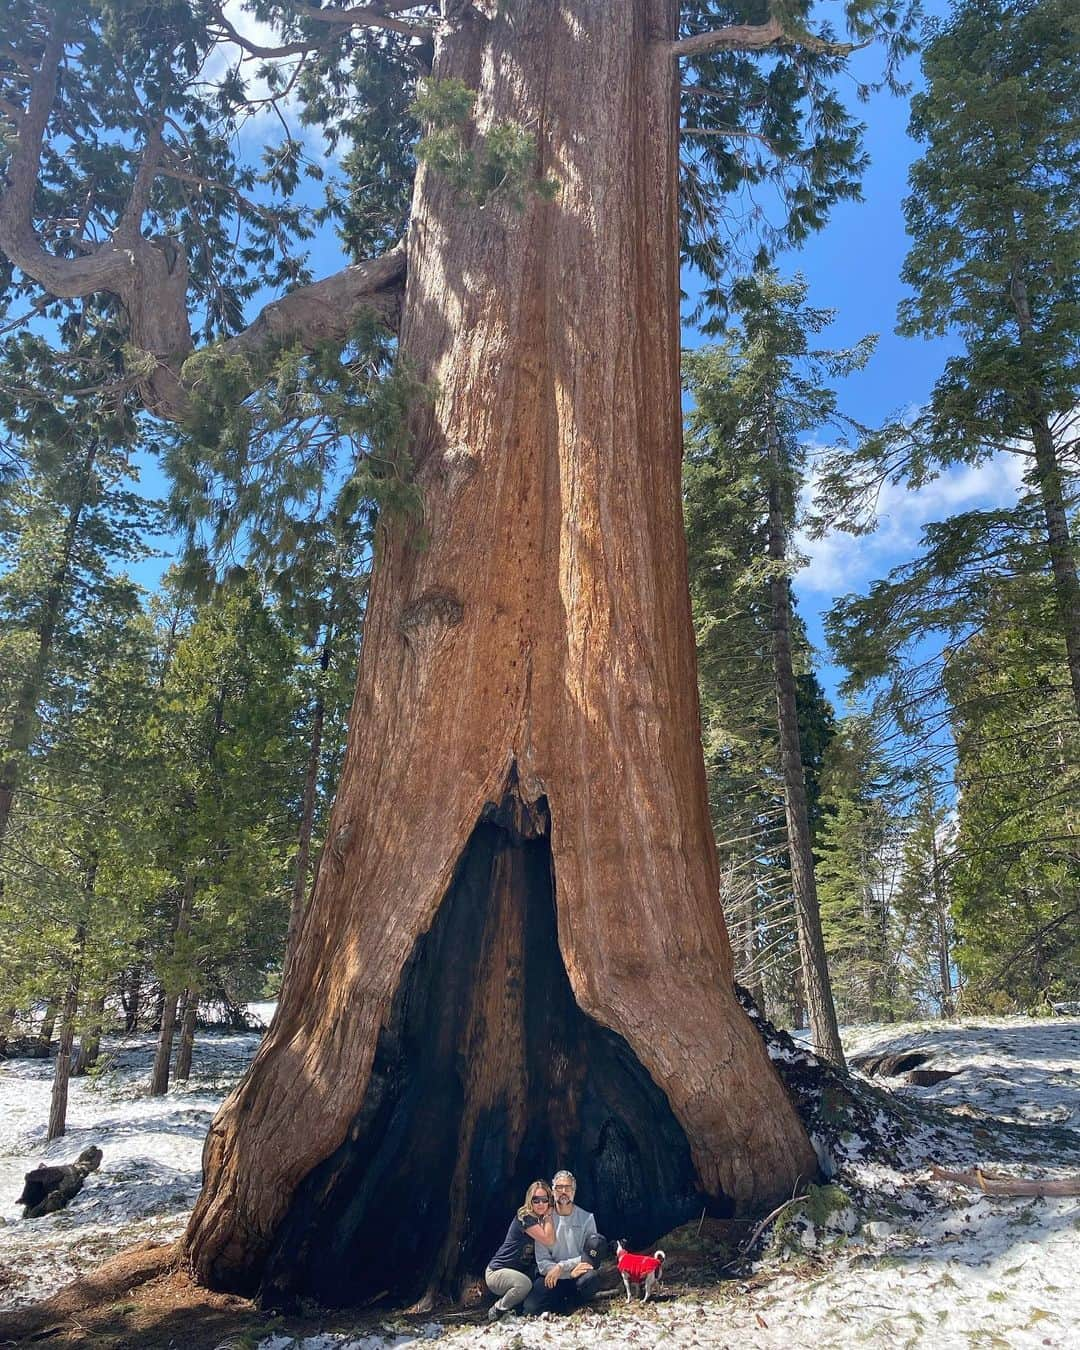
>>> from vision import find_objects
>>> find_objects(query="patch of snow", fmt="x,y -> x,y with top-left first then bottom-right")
0,1031 -> 256,1306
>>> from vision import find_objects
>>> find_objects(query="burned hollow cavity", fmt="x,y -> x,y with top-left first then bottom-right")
260,785 -> 704,1308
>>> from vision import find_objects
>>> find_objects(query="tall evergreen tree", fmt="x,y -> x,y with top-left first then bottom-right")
815,716 -> 910,1023
684,334 -> 837,1027
685,270 -> 873,1062
818,0 -> 1080,721
0,325 -> 162,846
141,579 -> 300,1094
893,779 -> 955,1016
944,579 -> 1079,1008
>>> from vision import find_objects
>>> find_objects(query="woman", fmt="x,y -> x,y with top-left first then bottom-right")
485,1179 -> 556,1321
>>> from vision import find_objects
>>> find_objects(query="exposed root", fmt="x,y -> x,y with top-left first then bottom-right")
0,1241 -> 177,1342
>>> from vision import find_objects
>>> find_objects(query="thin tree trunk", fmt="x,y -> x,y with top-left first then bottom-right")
48,919 -> 87,1141
73,988 -> 106,1076
121,966 -> 142,1033
150,879 -> 194,1096
35,995 -> 58,1058
174,990 -> 198,1082
791,984 -> 807,1031
1029,410 -> 1080,721
284,633 -> 331,973
1008,276 -> 1080,721
766,415 -> 846,1068
0,442 -> 98,847
929,827 -> 954,1017
185,1 -> 816,1307
737,886 -> 766,1012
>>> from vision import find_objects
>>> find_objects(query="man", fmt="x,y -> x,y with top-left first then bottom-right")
523,1170 -> 607,1314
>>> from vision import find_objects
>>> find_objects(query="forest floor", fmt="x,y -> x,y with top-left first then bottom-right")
2,1014 -> 1080,1348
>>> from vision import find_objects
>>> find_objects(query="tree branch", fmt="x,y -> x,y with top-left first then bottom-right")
287,3 -> 434,39
209,8 -> 329,59
0,15 -> 407,423
206,2 -> 434,58
668,18 -> 866,61
930,1167 -> 1080,1198
209,242 -> 407,368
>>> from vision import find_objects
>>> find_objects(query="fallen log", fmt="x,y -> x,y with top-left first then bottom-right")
17,1144 -> 102,1218
929,1166 -> 1080,1197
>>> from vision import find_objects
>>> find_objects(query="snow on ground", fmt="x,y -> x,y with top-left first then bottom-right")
0,1032 -> 254,1305
3,1016 -> 1080,1347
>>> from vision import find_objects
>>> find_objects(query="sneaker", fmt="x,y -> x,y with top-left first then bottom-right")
487,1305 -> 505,1322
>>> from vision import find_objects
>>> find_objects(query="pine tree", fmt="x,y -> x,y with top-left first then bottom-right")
944,581 -> 1079,1009
685,270 -> 873,1061
815,717 -> 909,1023
817,0 -> 1080,721
0,338 -> 162,847
140,580 -> 300,1094
893,781 -> 955,1016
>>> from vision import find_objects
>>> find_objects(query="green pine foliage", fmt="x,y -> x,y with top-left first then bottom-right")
684,270 -> 869,1022
944,584 -> 1079,1010
139,579 -> 301,1010
814,0 -> 1079,1015
815,718 -> 914,1022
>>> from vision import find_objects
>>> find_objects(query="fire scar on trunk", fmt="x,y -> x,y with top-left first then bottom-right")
258,777 -> 706,1310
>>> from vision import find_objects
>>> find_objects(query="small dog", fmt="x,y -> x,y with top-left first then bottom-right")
615,1239 -> 666,1302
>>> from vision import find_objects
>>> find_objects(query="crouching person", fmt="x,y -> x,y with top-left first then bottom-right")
524,1169 -> 607,1314
485,1180 -> 557,1321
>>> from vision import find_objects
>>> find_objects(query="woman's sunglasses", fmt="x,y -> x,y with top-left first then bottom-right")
531,1195 -> 551,1204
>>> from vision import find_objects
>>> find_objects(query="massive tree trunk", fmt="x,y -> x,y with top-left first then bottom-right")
184,0 -> 816,1309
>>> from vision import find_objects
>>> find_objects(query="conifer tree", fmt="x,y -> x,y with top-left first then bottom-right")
893,780 -> 955,1016
944,581 -> 1079,1008
685,270 -> 873,1062
818,0 -> 1080,721
815,716 -> 908,1022
141,580 -> 299,1094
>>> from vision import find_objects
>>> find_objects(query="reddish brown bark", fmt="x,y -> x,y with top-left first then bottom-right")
184,0 -> 815,1306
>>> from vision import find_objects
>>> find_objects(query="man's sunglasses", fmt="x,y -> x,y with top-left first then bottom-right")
531,1196 -> 551,1204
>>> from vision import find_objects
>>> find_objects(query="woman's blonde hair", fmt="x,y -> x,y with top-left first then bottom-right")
517,1178 -> 554,1224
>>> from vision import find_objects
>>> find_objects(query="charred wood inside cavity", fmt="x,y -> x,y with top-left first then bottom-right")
259,791 -> 702,1310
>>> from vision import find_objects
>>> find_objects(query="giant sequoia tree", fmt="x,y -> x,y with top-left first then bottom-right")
0,0 -> 915,1309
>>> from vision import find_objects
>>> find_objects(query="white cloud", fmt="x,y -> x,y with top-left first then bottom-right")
793,450 -> 1027,600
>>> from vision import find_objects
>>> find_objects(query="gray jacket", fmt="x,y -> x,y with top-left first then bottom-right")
534,1204 -> 598,1276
